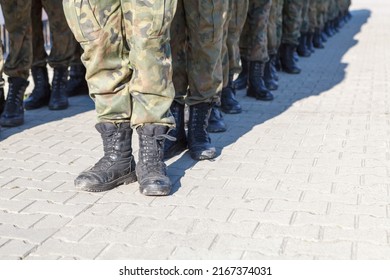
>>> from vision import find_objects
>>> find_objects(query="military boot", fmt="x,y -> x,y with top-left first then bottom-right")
297,33 -> 311,57
136,124 -> 173,196
0,77 -> 29,127
24,66 -> 51,110
66,64 -> 89,97
280,44 -> 301,74
306,32 -> 315,53
324,22 -> 334,37
247,61 -> 274,101
74,122 -> 137,192
188,102 -> 216,160
264,56 -> 278,91
233,57 -> 249,90
207,104 -> 227,133
221,73 -> 242,114
313,28 -> 324,49
164,101 -> 187,159
49,66 -> 69,110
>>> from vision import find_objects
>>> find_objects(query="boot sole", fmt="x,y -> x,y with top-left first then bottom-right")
76,171 -> 137,192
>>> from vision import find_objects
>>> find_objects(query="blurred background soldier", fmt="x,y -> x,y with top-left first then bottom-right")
0,1 -> 32,127
24,0 -> 76,111
65,43 -> 88,97
0,40 -> 4,117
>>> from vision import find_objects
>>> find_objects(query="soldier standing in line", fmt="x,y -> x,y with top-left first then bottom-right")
0,1 -> 32,127
165,0 -> 228,160
208,0 -> 248,133
234,0 -> 274,101
264,0 -> 284,91
279,0 -> 305,74
24,0 -> 76,111
219,0 -> 247,115
297,0 -> 312,57
63,0 -> 177,196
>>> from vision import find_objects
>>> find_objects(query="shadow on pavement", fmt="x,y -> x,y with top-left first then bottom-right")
167,9 -> 371,195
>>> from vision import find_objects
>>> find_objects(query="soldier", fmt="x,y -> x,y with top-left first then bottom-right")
219,0 -> 248,114
165,0 -> 228,160
234,0 -> 274,101
265,0 -> 284,91
63,0 -> 177,196
24,1 -> 76,111
297,0 -> 312,57
0,1 -> 32,127
279,0 -> 305,74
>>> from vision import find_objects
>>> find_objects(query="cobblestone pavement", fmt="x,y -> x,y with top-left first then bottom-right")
1,0 -> 390,260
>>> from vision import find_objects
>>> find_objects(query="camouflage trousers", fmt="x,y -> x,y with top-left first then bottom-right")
0,42 -> 4,88
316,0 -> 329,29
0,0 -> 33,80
282,0 -> 305,46
301,0 -> 318,33
32,0 -> 76,68
222,0 -> 249,86
240,0 -> 272,63
63,0 -> 176,126
171,0 -> 228,106
268,0 -> 284,55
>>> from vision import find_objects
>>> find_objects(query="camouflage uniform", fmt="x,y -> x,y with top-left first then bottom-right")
282,0 -> 305,46
223,0 -> 249,85
0,0 -> 33,80
240,0 -> 272,63
31,1 -> 76,69
171,0 -> 228,106
63,1 -> 178,195
268,0 -> 284,56
63,0 -> 176,126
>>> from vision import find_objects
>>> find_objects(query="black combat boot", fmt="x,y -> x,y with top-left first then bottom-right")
75,122 -> 137,192
280,44 -> 301,74
164,101 -> 187,159
297,33 -> 311,57
221,73 -> 242,114
247,61 -> 274,101
313,28 -> 325,49
264,56 -> 278,91
0,77 -> 29,127
66,64 -> 89,97
324,22 -> 334,37
207,104 -> 227,133
306,32 -> 315,53
233,57 -> 249,90
136,124 -> 173,196
188,102 -> 216,160
24,66 -> 51,110
49,66 -> 69,110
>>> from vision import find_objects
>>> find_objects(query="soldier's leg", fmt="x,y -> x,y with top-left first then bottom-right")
219,0 -> 247,115
280,0 -> 304,74
183,0 -> 228,160
43,0 -> 79,110
122,0 -> 177,195
0,42 -> 4,116
244,0 -> 274,100
165,0 -> 188,159
297,0 -> 311,57
0,0 -> 32,127
24,1 -> 51,110
63,0 -> 136,192
311,0 -> 324,49
265,0 -> 280,90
